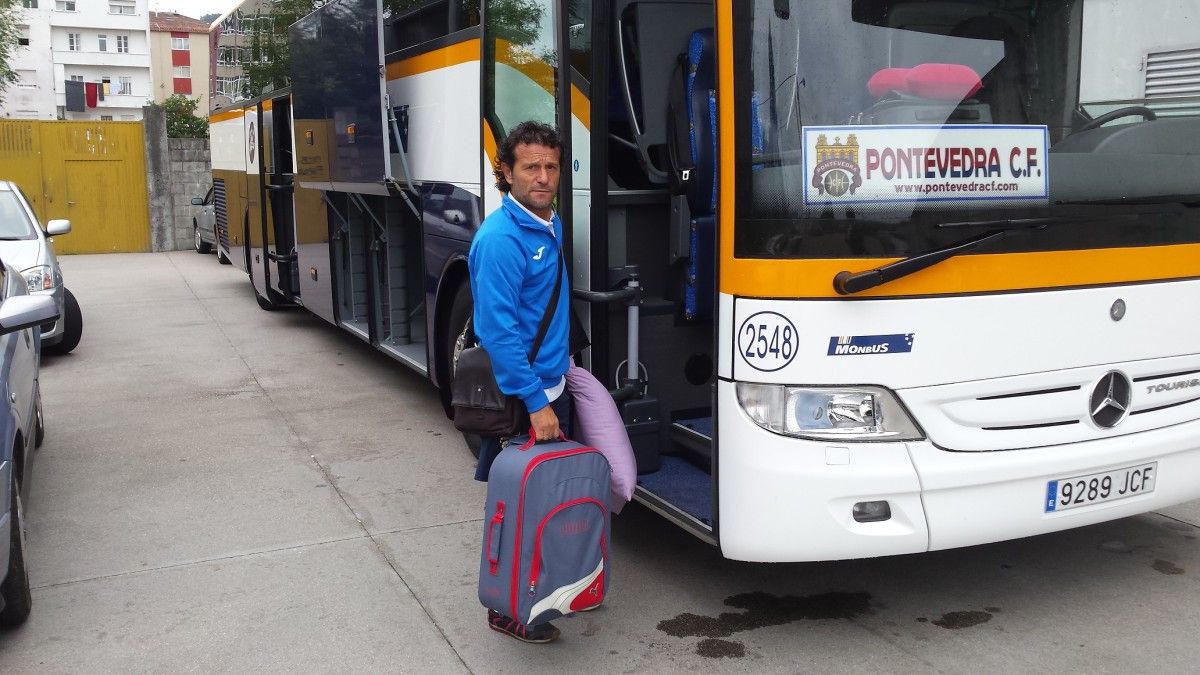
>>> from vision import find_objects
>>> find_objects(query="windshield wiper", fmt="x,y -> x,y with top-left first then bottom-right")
831,215 -> 1135,295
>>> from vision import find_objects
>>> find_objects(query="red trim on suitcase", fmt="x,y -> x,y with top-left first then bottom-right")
528,497 -> 607,596
570,567 -> 605,612
509,446 -> 601,620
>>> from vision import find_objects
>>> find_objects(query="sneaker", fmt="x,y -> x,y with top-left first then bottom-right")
488,609 -> 561,644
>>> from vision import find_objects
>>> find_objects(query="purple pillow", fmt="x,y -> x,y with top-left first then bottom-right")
566,364 -> 636,513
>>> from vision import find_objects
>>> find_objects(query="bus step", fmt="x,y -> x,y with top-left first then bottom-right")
670,416 -> 712,460
636,456 -> 713,532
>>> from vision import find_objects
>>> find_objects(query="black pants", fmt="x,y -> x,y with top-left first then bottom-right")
474,394 -> 572,482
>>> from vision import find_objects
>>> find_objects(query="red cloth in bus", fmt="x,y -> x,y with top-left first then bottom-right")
85,82 -> 98,108
867,64 -> 983,100
867,68 -> 911,97
905,63 -> 983,100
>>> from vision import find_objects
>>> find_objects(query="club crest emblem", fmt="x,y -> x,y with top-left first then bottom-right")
810,133 -> 862,197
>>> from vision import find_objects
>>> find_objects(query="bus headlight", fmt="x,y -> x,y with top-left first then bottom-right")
736,383 -> 924,441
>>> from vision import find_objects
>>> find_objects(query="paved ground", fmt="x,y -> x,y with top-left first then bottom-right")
2,251 -> 1200,673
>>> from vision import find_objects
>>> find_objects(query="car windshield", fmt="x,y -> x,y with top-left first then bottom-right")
734,0 -> 1200,259
0,191 -> 39,240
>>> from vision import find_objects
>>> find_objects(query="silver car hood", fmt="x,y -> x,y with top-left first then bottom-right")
0,239 -> 44,273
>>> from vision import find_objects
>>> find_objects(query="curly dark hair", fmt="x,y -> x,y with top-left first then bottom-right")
493,120 -> 562,193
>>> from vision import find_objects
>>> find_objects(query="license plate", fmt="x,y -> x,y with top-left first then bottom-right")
1044,462 -> 1158,513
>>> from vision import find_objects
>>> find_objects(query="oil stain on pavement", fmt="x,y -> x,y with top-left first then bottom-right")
930,610 -> 993,629
1152,559 -> 1184,575
657,591 -> 871,657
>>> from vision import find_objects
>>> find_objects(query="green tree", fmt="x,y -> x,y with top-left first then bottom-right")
162,95 -> 209,138
0,0 -> 23,105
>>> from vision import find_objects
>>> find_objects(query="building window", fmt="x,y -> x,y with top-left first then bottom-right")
100,115 -> 113,121
98,34 -> 107,51
15,110 -> 38,119
55,0 -> 75,10
67,32 -> 80,51
101,76 -> 111,95
116,35 -> 129,53
17,71 -> 35,89
20,0 -> 37,8
118,76 -> 131,95
108,0 -> 135,15
69,74 -> 83,82
17,25 -> 29,47
171,36 -> 189,50
172,66 -> 190,78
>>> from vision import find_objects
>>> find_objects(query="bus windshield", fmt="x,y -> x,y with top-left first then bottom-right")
733,0 -> 1200,260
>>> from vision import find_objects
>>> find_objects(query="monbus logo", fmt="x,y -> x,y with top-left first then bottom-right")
827,333 -> 915,356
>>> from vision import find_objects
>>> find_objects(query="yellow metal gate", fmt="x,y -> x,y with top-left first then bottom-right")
0,120 -> 150,254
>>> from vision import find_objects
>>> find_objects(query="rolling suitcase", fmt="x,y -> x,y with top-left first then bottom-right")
479,434 -> 611,626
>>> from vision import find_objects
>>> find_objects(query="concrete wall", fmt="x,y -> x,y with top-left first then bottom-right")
167,137 -> 212,250
144,104 -> 211,251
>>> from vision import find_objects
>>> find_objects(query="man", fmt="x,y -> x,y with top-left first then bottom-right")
468,120 -> 570,644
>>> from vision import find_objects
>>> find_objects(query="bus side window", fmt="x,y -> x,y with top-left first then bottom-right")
384,0 -> 481,55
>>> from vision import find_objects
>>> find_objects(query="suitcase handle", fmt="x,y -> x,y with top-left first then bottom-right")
519,429 -> 568,451
486,501 -> 505,574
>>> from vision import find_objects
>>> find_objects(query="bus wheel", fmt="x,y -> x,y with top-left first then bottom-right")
445,284 -> 481,458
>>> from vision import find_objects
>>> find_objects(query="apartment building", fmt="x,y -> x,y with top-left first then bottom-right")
2,0 -> 152,120
148,11 -> 210,113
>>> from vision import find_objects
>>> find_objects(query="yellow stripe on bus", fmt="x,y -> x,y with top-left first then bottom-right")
386,39 -> 480,79
210,108 -> 246,123
717,1 -> 738,295
721,244 -> 1200,298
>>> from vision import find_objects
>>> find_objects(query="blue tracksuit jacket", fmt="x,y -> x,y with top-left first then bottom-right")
468,195 -> 569,414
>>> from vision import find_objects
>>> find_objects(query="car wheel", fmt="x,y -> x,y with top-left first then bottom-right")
0,471 -> 32,627
215,228 -> 231,264
445,284 -> 481,459
44,288 -> 82,356
194,223 -> 212,254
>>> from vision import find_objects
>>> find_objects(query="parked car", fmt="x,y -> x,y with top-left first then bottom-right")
0,182 -> 81,355
0,263 -> 60,626
191,186 -> 230,264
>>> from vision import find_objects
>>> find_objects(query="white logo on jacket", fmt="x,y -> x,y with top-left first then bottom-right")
533,246 -> 546,261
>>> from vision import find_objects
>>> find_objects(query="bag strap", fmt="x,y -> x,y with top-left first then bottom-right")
527,241 -> 564,365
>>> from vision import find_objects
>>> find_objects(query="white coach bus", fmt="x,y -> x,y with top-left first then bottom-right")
208,0 -> 1200,561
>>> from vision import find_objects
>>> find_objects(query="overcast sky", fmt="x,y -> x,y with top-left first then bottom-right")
150,0 -> 235,21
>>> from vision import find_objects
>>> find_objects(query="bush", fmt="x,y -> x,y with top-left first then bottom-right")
162,95 -> 209,139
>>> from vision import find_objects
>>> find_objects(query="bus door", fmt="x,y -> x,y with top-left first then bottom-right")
264,94 -> 299,300
244,106 -> 266,296
590,0 -> 719,542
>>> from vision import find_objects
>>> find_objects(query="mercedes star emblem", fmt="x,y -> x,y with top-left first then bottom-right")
1090,371 -> 1132,428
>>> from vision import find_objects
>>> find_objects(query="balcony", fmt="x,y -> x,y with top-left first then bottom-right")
50,13 -> 149,31
52,49 -> 150,68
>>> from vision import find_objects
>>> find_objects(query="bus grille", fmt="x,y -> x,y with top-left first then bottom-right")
897,358 -> 1200,451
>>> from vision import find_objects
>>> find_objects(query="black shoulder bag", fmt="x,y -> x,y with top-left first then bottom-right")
451,245 -> 564,437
